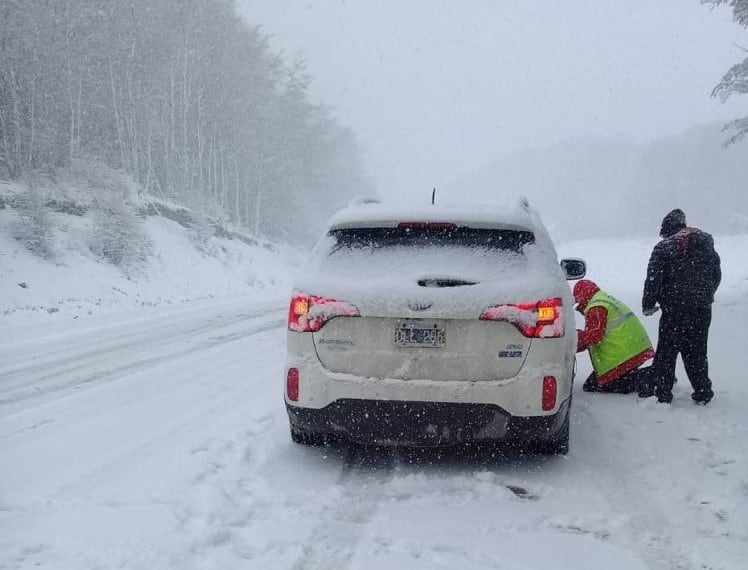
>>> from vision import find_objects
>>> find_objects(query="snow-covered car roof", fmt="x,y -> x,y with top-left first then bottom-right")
327,199 -> 536,231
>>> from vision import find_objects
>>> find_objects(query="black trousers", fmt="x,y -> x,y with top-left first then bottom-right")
584,367 -> 652,394
652,306 -> 713,400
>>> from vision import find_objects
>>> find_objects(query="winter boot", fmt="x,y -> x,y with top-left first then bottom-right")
635,367 -> 655,398
691,389 -> 714,405
656,391 -> 673,404
637,385 -> 655,398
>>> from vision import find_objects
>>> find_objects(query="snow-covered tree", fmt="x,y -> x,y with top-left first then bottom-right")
11,186 -> 54,259
703,0 -> 748,144
89,194 -> 151,270
0,0 -> 372,242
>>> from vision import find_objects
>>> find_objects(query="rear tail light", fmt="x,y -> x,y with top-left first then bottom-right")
480,297 -> 563,338
288,293 -> 360,332
542,375 -> 557,411
287,368 -> 299,401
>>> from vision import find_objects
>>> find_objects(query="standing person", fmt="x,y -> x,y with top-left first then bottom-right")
574,279 -> 655,394
641,209 -> 721,404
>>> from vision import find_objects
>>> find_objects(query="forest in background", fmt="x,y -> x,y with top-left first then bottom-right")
0,0 -> 372,242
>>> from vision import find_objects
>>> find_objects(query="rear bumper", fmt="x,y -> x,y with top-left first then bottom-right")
287,397 -> 570,447
286,330 -> 575,417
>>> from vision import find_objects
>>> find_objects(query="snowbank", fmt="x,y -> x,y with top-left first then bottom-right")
0,180 -> 300,326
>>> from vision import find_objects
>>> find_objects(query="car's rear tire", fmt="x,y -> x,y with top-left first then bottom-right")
532,409 -> 570,456
535,428 -> 569,455
534,396 -> 571,455
290,426 -> 327,446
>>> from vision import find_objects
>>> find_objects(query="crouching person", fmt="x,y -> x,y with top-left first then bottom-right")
573,279 -> 655,393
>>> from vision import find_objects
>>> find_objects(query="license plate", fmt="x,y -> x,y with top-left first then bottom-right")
394,323 -> 446,347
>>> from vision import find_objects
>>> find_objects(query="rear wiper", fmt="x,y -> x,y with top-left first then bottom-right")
417,278 -> 478,288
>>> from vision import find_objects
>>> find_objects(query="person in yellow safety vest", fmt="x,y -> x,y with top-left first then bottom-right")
573,279 -> 655,393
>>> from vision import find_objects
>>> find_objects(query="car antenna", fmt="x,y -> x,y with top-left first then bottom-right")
431,187 -> 436,205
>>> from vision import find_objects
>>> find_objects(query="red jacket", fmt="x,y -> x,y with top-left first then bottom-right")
577,305 -> 607,353
574,280 -> 654,386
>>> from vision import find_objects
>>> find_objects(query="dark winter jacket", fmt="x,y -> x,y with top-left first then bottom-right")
643,227 -> 721,311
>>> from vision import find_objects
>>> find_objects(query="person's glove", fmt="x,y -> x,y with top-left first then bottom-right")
642,306 -> 659,316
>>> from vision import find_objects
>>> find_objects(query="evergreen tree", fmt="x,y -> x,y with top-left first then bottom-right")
703,0 -> 748,144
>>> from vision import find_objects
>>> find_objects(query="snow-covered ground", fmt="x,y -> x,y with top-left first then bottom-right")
0,199 -> 299,326
1,235 -> 747,570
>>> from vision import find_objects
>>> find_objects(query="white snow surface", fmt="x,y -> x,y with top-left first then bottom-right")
1,234 -> 748,569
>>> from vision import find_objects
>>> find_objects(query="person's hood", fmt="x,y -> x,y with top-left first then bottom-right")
660,208 -> 686,238
573,279 -> 600,313
674,227 -> 713,252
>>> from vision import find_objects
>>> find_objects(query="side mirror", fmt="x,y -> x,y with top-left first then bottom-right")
561,258 -> 586,281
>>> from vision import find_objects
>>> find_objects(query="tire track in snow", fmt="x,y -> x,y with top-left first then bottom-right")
0,299 -> 273,368
0,308 -> 284,421
0,305 -> 281,386
0,321 -> 285,511
292,445 -> 397,570
573,398 -> 696,570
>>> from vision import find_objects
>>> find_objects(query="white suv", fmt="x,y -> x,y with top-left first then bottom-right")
284,199 -> 585,454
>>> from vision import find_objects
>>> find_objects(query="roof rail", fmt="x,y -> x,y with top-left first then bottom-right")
348,196 -> 382,208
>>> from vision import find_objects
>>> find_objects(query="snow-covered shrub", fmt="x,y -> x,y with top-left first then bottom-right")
89,195 -> 151,271
69,158 -> 137,202
11,187 -> 55,260
173,194 -> 218,256
187,212 -> 217,255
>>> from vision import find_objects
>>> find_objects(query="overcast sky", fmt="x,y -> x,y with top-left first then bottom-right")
238,0 -> 747,199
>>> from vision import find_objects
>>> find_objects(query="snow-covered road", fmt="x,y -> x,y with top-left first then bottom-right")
1,237 -> 747,570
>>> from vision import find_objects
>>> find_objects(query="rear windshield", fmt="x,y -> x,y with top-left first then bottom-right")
328,226 -> 535,254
